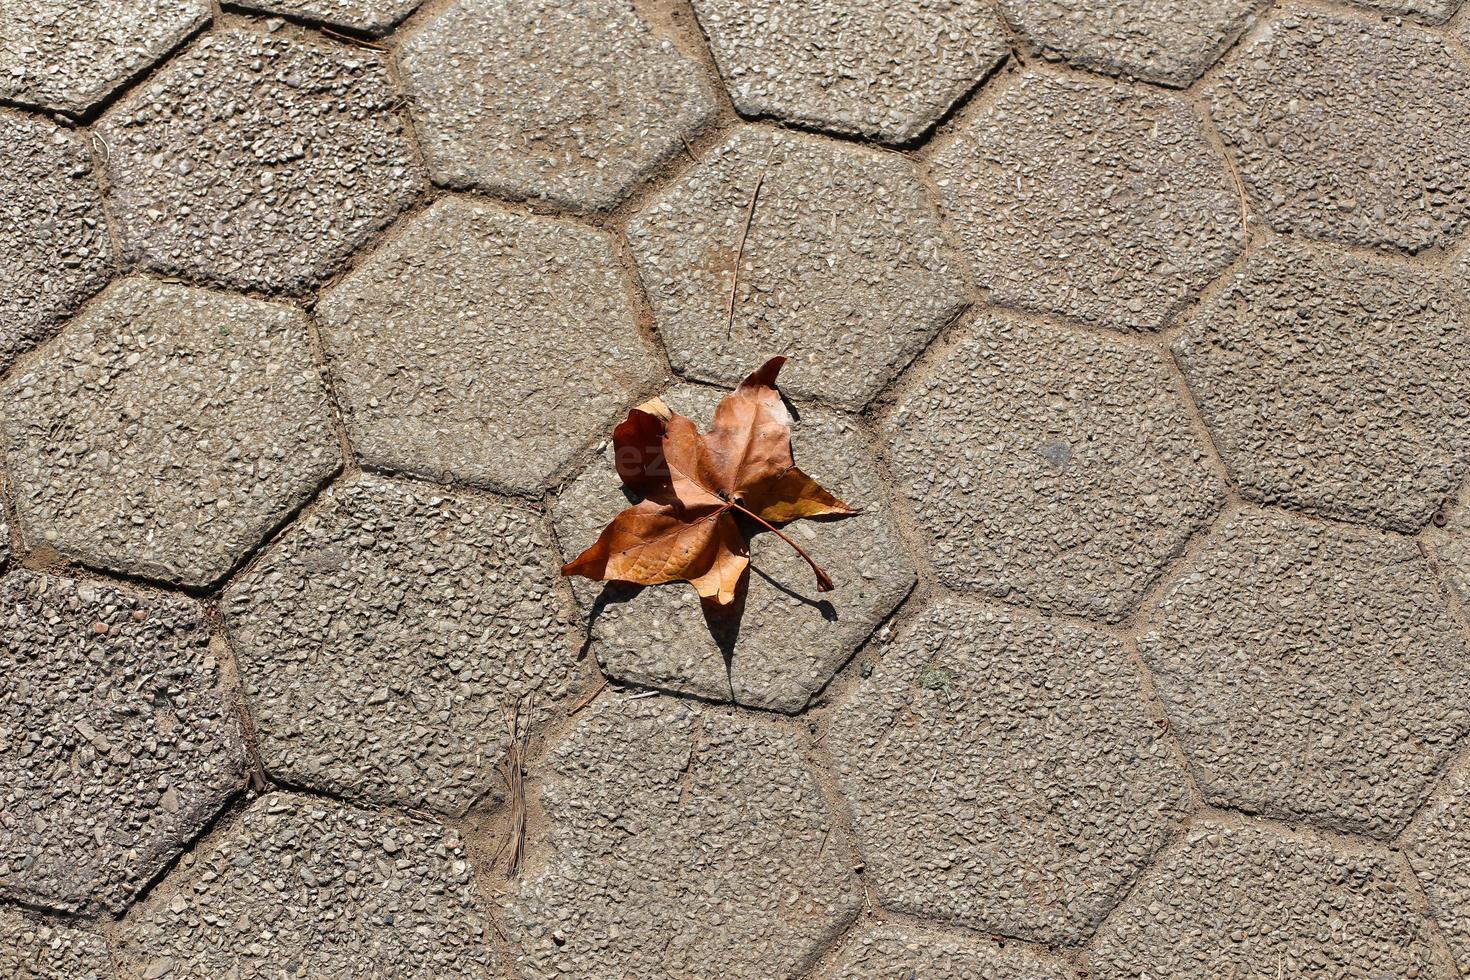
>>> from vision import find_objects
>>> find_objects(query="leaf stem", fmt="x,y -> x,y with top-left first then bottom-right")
729,501 -> 834,592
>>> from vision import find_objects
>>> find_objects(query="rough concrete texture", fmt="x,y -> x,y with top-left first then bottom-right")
1406,769 -> 1470,974
1351,0 -> 1462,23
555,385 -> 914,713
818,923 -> 1075,980
691,0 -> 1009,143
224,474 -> 576,815
399,0 -> 718,212
0,570 -> 243,916
317,196 -> 660,494
882,314 -> 1222,622
629,127 -> 969,409
0,908 -> 113,980
1208,8 -> 1470,255
1138,509 -> 1470,838
997,0 -> 1262,87
1,278 -> 340,588
1176,241 -> 1470,533
1088,821 -> 1448,979
929,71 -> 1242,333
231,0 -> 422,34
1428,489 -> 1470,613
96,29 -> 420,294
829,598 -> 1189,944
506,693 -> 862,979
117,792 -> 499,979
0,0 -> 208,114
0,112 -> 112,376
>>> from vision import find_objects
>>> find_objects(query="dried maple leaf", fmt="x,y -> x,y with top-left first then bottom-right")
562,357 -> 857,611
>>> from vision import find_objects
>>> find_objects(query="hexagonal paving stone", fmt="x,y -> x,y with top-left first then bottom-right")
0,0 -> 208,114
118,793 -> 499,978
1088,821 -> 1448,979
1137,509 -> 1470,838
997,0 -> 1263,87
0,570 -> 244,916
817,923 -> 1076,980
828,598 -> 1190,945
0,908 -> 113,979
1,278 -> 340,588
691,0 -> 1009,143
1208,8 -> 1470,255
929,71 -> 1243,333
224,474 -> 577,815
1406,769 -> 1470,974
628,127 -> 969,409
881,314 -> 1223,623
1176,241 -> 1470,534
95,29 -> 421,294
0,112 -> 111,376
505,693 -> 862,979
230,0 -> 422,34
399,0 -> 718,212
316,196 -> 660,494
555,385 -> 914,713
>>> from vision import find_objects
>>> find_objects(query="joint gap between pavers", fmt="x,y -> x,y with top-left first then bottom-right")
202,601 -> 269,793
298,308 -> 363,479
1387,846 -> 1467,980
1418,534 -> 1470,640
1162,345 -> 1243,495
209,464 -> 350,601
1115,497 -> 1241,640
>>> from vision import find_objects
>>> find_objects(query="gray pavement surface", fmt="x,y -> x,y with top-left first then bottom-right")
2,0 -> 1469,976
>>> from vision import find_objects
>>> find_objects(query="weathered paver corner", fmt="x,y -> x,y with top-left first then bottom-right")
1,277 -> 340,588
555,385 -> 914,714
629,126 -> 969,410
316,195 -> 661,495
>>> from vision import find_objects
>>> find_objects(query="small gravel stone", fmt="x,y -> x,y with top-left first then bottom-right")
316,196 -> 660,494
1138,508 -> 1470,838
225,474 -> 577,815
505,693 -> 861,979
400,0 -> 718,212
1208,7 -> 1470,254
692,0 -> 1009,143
1089,821 -> 1448,979
0,570 -> 244,915
829,598 -> 1189,944
117,792 -> 499,978
929,70 -> 1243,332
0,0 -> 209,114
1,278 -> 340,588
0,112 -> 111,376
230,0 -> 422,33
881,313 -> 1223,622
1406,769 -> 1470,974
96,28 -> 421,294
554,385 -> 914,713
998,0 -> 1263,87
0,908 -> 113,979
629,127 -> 968,409
1175,240 -> 1470,533
818,923 -> 1075,980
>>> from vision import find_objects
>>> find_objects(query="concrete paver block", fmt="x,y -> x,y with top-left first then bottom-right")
506,693 -> 862,979
1138,508 -> 1470,837
1,278 -> 340,588
1176,241 -> 1470,533
828,598 -> 1190,944
118,792 -> 499,978
1208,7 -> 1470,254
225,474 -> 576,815
317,196 -> 660,494
96,29 -> 421,294
629,127 -> 969,410
692,0 -> 1009,143
882,314 -> 1223,622
399,0 -> 718,212
0,112 -> 111,375
0,570 -> 244,916
929,71 -> 1243,333
0,908 -> 113,979
554,385 -> 914,713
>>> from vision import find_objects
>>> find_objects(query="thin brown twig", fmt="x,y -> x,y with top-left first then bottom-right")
567,678 -> 609,717
495,695 -> 532,878
726,148 -> 774,338
320,26 -> 388,50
